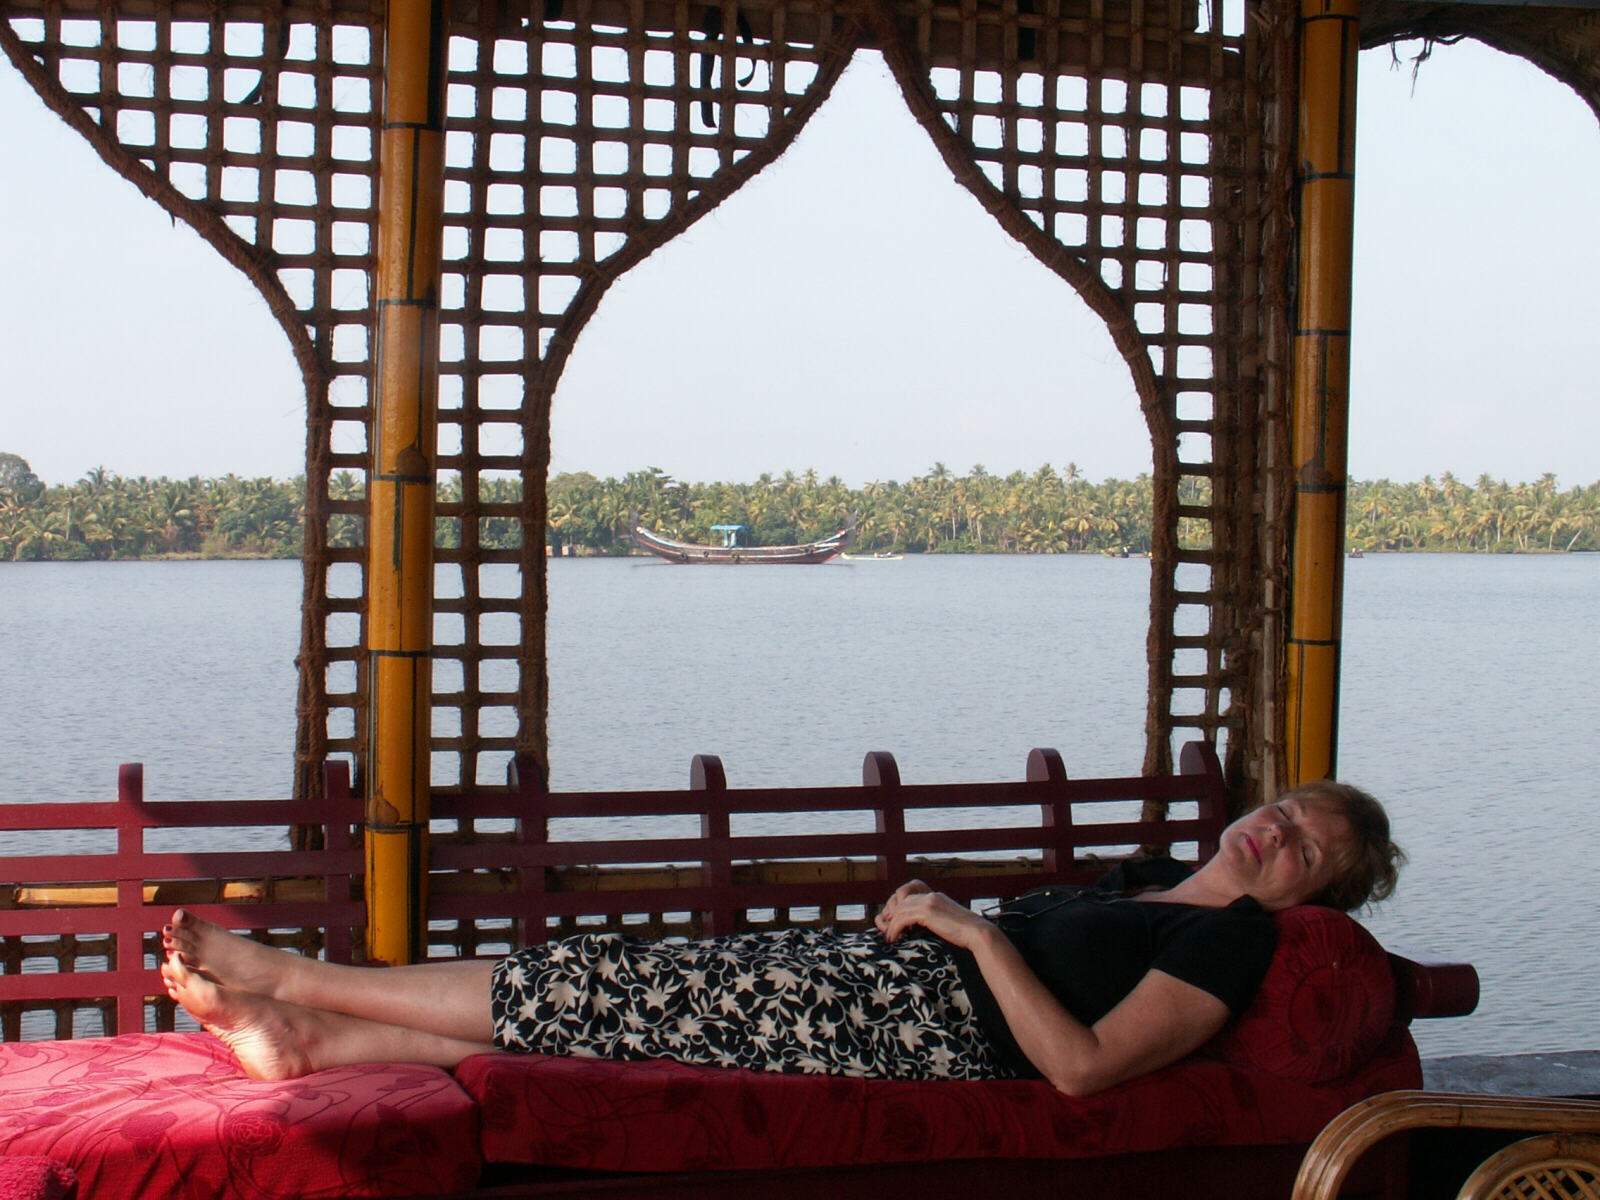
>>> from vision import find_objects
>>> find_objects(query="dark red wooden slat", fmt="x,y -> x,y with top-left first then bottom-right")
428,819 -> 1219,872
430,775 -> 1218,820
0,972 -> 163,1002
867,750 -> 908,891
692,754 -> 734,936
0,802 -> 122,830
132,851 -> 366,876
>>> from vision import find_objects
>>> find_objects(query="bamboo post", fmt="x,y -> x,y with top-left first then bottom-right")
365,0 -> 448,964
1285,0 -> 1359,785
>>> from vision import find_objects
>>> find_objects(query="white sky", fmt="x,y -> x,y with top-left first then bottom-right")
1,37 -> 1596,489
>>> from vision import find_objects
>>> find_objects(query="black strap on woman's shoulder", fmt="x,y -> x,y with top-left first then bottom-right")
1096,855 -> 1192,896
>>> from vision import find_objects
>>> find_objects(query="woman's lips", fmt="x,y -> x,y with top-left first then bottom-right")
1244,833 -> 1262,864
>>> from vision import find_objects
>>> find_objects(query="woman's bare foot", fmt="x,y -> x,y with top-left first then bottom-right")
164,947 -> 495,1076
161,909 -> 304,1000
161,952 -> 314,1080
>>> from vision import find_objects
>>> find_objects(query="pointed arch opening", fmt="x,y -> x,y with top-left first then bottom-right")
0,60 -> 307,804
543,51 -> 1158,791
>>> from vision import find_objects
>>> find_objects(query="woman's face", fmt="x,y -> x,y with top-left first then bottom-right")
1220,794 -> 1354,910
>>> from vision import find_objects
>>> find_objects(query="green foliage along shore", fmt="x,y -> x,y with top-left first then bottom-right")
2,452 -> 1596,562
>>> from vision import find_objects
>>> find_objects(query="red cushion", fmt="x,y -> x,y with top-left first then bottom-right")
0,1033 -> 481,1200
456,1025 -> 1420,1172
1206,906 -> 1395,1083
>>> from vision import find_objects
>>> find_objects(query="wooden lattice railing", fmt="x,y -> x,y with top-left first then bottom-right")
0,763 -> 364,1040
1,741 -> 1225,1037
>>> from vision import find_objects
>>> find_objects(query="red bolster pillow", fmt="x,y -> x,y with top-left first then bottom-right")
1206,906 -> 1395,1084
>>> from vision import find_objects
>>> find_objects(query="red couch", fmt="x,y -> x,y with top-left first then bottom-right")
0,748 -> 1478,1198
0,906 -> 1476,1200
0,1032 -> 481,1199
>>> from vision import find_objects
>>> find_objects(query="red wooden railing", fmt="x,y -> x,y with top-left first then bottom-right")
2,743 -> 1227,1037
428,741 -> 1227,943
0,762 -> 364,1038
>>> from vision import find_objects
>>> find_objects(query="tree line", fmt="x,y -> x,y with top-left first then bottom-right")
3,452 -> 1596,562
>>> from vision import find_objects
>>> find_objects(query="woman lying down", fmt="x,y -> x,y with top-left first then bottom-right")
162,779 -> 1402,1097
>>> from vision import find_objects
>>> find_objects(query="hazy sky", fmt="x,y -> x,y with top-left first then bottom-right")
2,38 -> 1596,489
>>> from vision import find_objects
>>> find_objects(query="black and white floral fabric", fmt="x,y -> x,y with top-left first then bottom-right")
490,927 -> 1008,1080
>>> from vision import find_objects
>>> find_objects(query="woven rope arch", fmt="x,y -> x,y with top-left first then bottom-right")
1,0 -> 861,817
0,0 -> 1302,838
866,0 -> 1279,783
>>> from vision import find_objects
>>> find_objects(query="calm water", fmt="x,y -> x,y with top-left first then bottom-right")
2,554 -> 1597,1058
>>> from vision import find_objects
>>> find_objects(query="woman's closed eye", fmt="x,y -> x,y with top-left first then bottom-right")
1276,801 -> 1318,867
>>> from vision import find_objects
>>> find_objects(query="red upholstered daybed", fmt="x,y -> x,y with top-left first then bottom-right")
0,748 -> 1478,1198
0,906 -> 1477,1200
0,1032 -> 482,1199
453,906 -> 1474,1198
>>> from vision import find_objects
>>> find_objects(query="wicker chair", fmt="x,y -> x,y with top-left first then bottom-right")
1293,1090 -> 1600,1200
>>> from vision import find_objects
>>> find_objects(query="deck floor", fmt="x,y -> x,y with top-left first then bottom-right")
1423,1050 -> 1600,1097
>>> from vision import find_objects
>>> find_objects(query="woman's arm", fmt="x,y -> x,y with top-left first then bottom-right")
876,883 -> 1231,1097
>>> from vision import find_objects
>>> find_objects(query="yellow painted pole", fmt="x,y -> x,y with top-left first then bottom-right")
1286,0 -> 1359,786
365,0 -> 447,964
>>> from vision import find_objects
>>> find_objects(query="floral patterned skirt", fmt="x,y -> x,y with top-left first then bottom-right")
489,927 -> 1009,1080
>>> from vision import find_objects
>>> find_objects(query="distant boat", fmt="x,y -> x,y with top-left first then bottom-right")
629,517 -> 856,564
840,552 -> 904,562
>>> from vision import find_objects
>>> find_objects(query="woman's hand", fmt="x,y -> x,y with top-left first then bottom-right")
875,880 -> 995,951
874,878 -> 931,934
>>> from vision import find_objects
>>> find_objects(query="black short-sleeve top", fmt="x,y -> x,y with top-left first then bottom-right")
948,858 -> 1278,1077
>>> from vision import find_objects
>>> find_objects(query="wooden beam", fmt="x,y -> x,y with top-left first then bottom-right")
1285,0 -> 1359,784
365,0 -> 448,965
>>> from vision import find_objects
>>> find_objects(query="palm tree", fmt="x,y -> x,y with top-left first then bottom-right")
9,506 -> 67,560
80,465 -> 110,496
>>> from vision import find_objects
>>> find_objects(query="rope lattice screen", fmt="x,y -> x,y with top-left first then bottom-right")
868,0 -> 1266,781
0,0 -> 862,816
0,0 -> 1280,841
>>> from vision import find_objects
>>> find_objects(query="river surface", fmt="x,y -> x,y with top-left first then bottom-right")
2,553 -> 1597,1058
